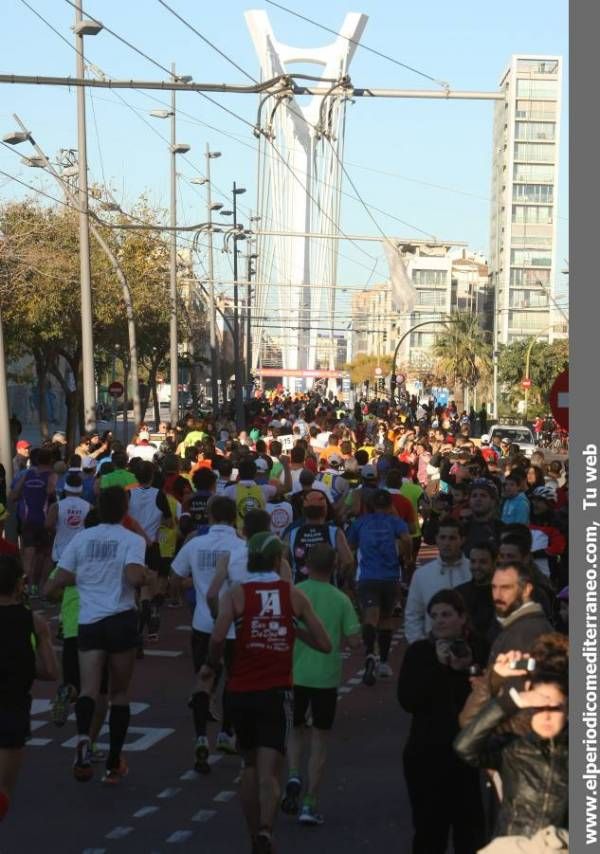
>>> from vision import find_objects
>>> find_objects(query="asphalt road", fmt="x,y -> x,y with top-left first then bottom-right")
1,595 -> 416,854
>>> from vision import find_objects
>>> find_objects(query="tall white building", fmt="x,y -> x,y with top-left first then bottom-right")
489,55 -> 562,345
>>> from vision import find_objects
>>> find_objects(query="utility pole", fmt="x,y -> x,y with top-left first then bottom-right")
232,182 -> 245,430
74,0 -> 96,432
205,145 -> 220,412
169,62 -> 179,427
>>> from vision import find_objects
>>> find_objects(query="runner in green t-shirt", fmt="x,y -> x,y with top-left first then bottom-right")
99,450 -> 138,492
282,543 -> 361,826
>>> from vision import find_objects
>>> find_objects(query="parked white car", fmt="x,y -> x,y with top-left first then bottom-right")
481,424 -> 537,458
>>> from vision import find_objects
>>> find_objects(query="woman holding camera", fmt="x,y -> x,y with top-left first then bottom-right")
454,649 -> 568,840
397,589 -> 486,854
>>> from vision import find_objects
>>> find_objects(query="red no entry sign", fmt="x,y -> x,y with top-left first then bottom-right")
549,369 -> 569,431
108,381 -> 124,399
521,377 -> 532,389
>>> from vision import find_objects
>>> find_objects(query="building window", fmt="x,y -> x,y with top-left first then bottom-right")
515,100 -> 556,121
512,205 -> 553,224
510,249 -> 552,267
513,183 -> 554,203
511,235 -> 553,248
416,289 -> 447,307
517,59 -> 559,74
515,121 -> 556,141
410,332 -> 437,348
509,310 -> 550,331
411,269 -> 448,286
510,268 -> 551,286
514,142 -> 555,162
514,163 -> 555,182
516,79 -> 557,99
509,290 -> 549,308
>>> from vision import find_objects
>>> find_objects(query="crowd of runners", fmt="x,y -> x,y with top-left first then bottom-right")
0,392 -> 569,853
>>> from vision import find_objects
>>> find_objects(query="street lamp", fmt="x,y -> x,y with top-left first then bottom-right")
204,146 -> 222,413
230,182 -> 247,429
390,317 -> 458,402
150,63 -> 191,426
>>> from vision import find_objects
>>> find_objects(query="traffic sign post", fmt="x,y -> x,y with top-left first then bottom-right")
108,381 -> 124,398
549,369 -> 569,431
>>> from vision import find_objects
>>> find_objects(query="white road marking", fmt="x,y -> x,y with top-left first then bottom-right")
82,849 -> 106,853
66,701 -> 149,723
338,686 -> 352,694
192,809 -> 216,822
105,827 -> 134,840
27,738 -> 52,747
180,770 -> 199,781
158,787 -> 182,799
208,754 -> 223,766
176,625 -> 192,631
166,830 -> 194,843
143,649 -> 182,658
133,806 -> 160,818
213,790 -> 236,802
30,719 -> 48,732
62,725 -> 175,752
31,699 -> 52,716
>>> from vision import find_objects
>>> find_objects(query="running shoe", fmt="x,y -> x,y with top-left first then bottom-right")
254,832 -> 274,854
101,758 -> 129,786
72,740 -> 93,783
362,654 -> 377,687
90,744 -> 106,763
378,662 -> 393,678
299,803 -> 324,826
51,684 -> 74,728
216,731 -> 237,755
280,776 -> 302,815
194,735 -> 210,774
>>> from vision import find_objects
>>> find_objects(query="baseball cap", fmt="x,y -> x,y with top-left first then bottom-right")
247,531 -> 283,569
16,440 -> 31,450
0,503 -> 9,522
64,473 -> 83,494
362,464 -> 378,481
470,477 -> 499,499
255,457 -> 269,472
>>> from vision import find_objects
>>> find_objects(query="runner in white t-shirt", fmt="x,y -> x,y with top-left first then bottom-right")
46,486 -> 148,786
171,495 -> 248,771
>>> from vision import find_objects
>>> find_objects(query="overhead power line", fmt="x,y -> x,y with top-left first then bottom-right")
263,0 -> 450,89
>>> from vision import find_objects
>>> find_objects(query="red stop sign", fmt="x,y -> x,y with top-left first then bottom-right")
108,381 -> 124,398
521,378 -> 532,389
549,369 -> 569,431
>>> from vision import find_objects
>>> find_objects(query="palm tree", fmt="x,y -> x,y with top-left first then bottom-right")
432,312 -> 492,410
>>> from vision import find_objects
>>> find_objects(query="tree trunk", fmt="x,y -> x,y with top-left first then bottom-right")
152,378 -> 160,427
49,357 -> 80,455
33,350 -> 49,440
122,366 -> 129,444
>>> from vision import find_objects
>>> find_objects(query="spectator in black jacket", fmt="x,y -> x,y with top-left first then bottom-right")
398,589 -> 486,854
455,541 -> 497,648
454,649 -> 568,839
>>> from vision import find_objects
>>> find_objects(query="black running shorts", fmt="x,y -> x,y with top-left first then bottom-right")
293,685 -> 338,731
190,630 -> 235,675
0,699 -> 31,749
78,609 -> 138,654
228,688 -> 293,755
357,579 -> 399,617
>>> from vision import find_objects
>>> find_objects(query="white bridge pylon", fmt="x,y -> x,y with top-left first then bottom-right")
245,9 -> 368,391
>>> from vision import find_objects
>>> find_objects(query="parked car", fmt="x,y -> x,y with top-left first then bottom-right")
481,424 -> 537,458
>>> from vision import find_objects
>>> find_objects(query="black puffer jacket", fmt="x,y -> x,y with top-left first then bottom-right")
454,693 -> 568,837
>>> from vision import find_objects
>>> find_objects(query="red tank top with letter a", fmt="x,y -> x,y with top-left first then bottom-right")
228,576 -> 295,693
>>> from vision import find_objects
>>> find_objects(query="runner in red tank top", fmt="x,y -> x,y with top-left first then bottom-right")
201,532 -> 331,854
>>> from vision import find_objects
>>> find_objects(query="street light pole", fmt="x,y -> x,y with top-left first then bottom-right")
205,146 -> 220,412
169,63 -> 179,427
74,0 -> 97,432
232,182 -> 245,430
390,317 -> 456,401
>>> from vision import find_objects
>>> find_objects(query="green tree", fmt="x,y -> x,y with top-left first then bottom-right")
498,338 -> 568,416
343,354 -> 392,386
432,312 -> 492,410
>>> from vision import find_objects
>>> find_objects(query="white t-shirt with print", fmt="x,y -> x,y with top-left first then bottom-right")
171,524 -> 248,637
59,523 -> 146,624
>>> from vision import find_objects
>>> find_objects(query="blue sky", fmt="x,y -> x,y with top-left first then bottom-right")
0,0 -> 568,312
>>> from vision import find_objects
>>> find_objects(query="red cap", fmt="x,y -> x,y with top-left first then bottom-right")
16,440 -> 31,450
